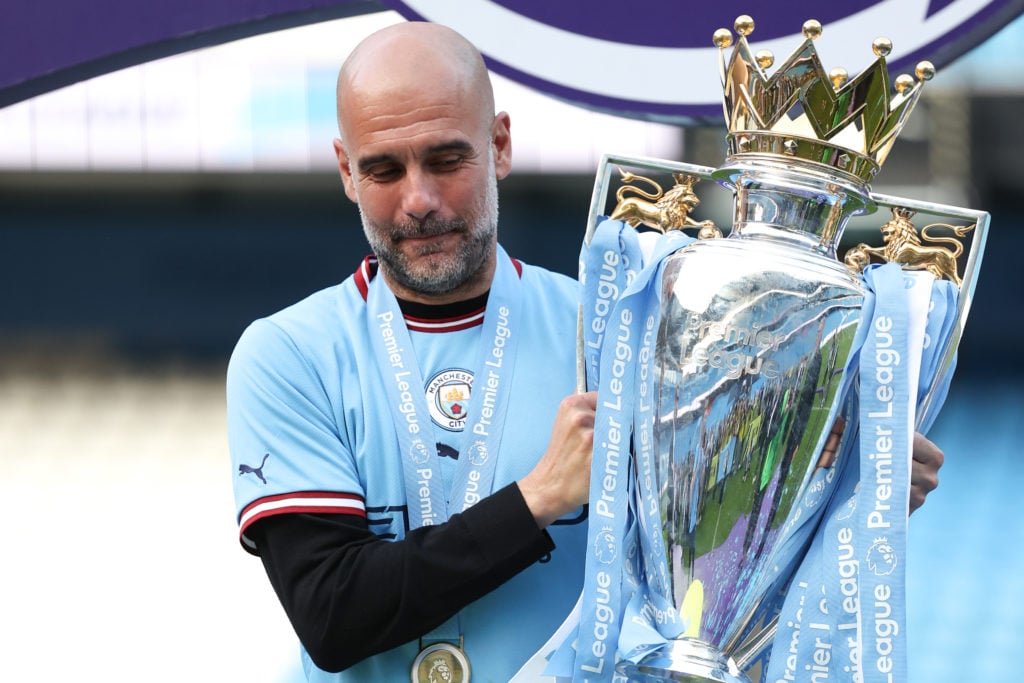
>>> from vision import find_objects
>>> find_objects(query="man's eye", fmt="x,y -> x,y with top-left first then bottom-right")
364,167 -> 400,182
432,156 -> 464,171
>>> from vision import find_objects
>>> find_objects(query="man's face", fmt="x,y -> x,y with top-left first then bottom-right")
356,143 -> 499,296
335,77 -> 511,298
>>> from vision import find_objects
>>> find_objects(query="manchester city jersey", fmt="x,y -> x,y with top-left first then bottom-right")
228,249 -> 587,681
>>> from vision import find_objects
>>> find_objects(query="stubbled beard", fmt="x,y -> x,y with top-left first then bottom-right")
360,162 -> 499,296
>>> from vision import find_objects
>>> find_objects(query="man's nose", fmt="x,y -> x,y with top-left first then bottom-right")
401,168 -> 440,221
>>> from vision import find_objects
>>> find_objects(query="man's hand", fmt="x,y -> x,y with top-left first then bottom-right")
518,391 -> 598,529
910,432 -> 944,513
817,416 -> 944,514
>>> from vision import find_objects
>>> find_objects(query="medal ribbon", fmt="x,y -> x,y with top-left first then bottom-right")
366,245 -> 522,649
367,245 -> 521,526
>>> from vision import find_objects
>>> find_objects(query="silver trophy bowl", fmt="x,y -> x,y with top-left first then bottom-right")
580,149 -> 986,681
616,156 -> 867,682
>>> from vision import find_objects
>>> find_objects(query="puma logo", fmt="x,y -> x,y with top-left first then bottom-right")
239,453 -> 270,484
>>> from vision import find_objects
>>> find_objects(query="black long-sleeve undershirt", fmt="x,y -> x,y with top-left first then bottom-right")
247,483 -> 554,673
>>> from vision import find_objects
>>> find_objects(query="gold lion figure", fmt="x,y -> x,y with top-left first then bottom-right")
844,207 -> 975,285
609,170 -> 720,239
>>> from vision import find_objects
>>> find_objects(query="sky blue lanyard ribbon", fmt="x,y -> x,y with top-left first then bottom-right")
573,219 -> 693,682
580,220 -> 643,388
766,263 -> 952,683
365,245 -> 522,642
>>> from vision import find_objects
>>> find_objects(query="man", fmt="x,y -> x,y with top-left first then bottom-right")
229,21 -> 596,682
228,20 -> 944,682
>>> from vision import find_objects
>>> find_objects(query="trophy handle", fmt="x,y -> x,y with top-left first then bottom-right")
582,154 -> 718,249
578,155 -> 718,393
866,191 -> 990,429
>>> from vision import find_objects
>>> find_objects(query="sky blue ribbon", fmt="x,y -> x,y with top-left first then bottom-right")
571,220 -> 692,681
364,245 -> 522,645
366,244 -> 521,527
765,264 -> 956,683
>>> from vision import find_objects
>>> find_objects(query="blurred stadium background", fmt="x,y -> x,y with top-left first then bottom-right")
1,8 -> 1022,682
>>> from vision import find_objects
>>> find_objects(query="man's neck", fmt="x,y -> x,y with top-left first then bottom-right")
395,289 -> 489,320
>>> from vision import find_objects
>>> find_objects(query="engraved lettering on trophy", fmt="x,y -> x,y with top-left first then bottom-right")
682,314 -> 784,379
845,207 -> 976,286
609,170 -> 720,238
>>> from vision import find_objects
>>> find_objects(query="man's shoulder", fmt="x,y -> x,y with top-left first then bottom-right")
516,260 -> 578,304
268,279 -> 355,328
232,275 -> 363,362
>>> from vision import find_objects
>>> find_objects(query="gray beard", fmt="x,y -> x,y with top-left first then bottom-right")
360,163 -> 499,296
368,214 -> 496,295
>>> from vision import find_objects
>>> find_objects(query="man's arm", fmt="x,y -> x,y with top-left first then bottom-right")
249,483 -> 552,673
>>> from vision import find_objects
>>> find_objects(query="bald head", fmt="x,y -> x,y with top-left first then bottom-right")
336,22 -> 495,139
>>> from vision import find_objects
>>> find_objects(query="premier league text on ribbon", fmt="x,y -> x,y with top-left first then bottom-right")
376,309 -> 422,436
866,316 -> 899,533
376,309 -> 440,527
865,313 -> 902,680
582,306 -> 635,674
775,580 -> 841,683
588,247 -> 633,357
473,304 -> 512,438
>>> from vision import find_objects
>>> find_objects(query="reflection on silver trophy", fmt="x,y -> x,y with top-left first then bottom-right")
581,15 -> 988,683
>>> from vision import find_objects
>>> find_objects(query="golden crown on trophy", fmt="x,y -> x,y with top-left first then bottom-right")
713,15 -> 935,183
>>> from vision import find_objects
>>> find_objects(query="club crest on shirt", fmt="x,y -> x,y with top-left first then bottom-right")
426,369 -> 474,432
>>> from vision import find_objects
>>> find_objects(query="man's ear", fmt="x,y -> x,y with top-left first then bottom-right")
333,138 -> 359,203
491,112 -> 512,180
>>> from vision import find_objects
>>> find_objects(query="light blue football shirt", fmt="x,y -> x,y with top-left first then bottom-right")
228,251 -> 587,681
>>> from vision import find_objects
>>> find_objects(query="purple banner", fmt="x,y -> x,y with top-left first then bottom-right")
2,0 -> 1022,120
0,0 -> 378,107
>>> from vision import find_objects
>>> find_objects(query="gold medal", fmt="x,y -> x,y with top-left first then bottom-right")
411,640 -> 470,683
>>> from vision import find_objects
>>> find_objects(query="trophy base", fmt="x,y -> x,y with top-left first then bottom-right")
616,639 -> 751,683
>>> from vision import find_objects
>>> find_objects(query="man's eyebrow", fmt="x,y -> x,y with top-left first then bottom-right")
424,140 -> 475,156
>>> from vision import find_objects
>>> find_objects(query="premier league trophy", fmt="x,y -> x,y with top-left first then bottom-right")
563,14 -> 988,683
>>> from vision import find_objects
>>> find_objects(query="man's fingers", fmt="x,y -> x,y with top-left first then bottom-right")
909,432 -> 944,513
816,416 -> 847,470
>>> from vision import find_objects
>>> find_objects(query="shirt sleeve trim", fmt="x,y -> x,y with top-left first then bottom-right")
238,492 -> 366,553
